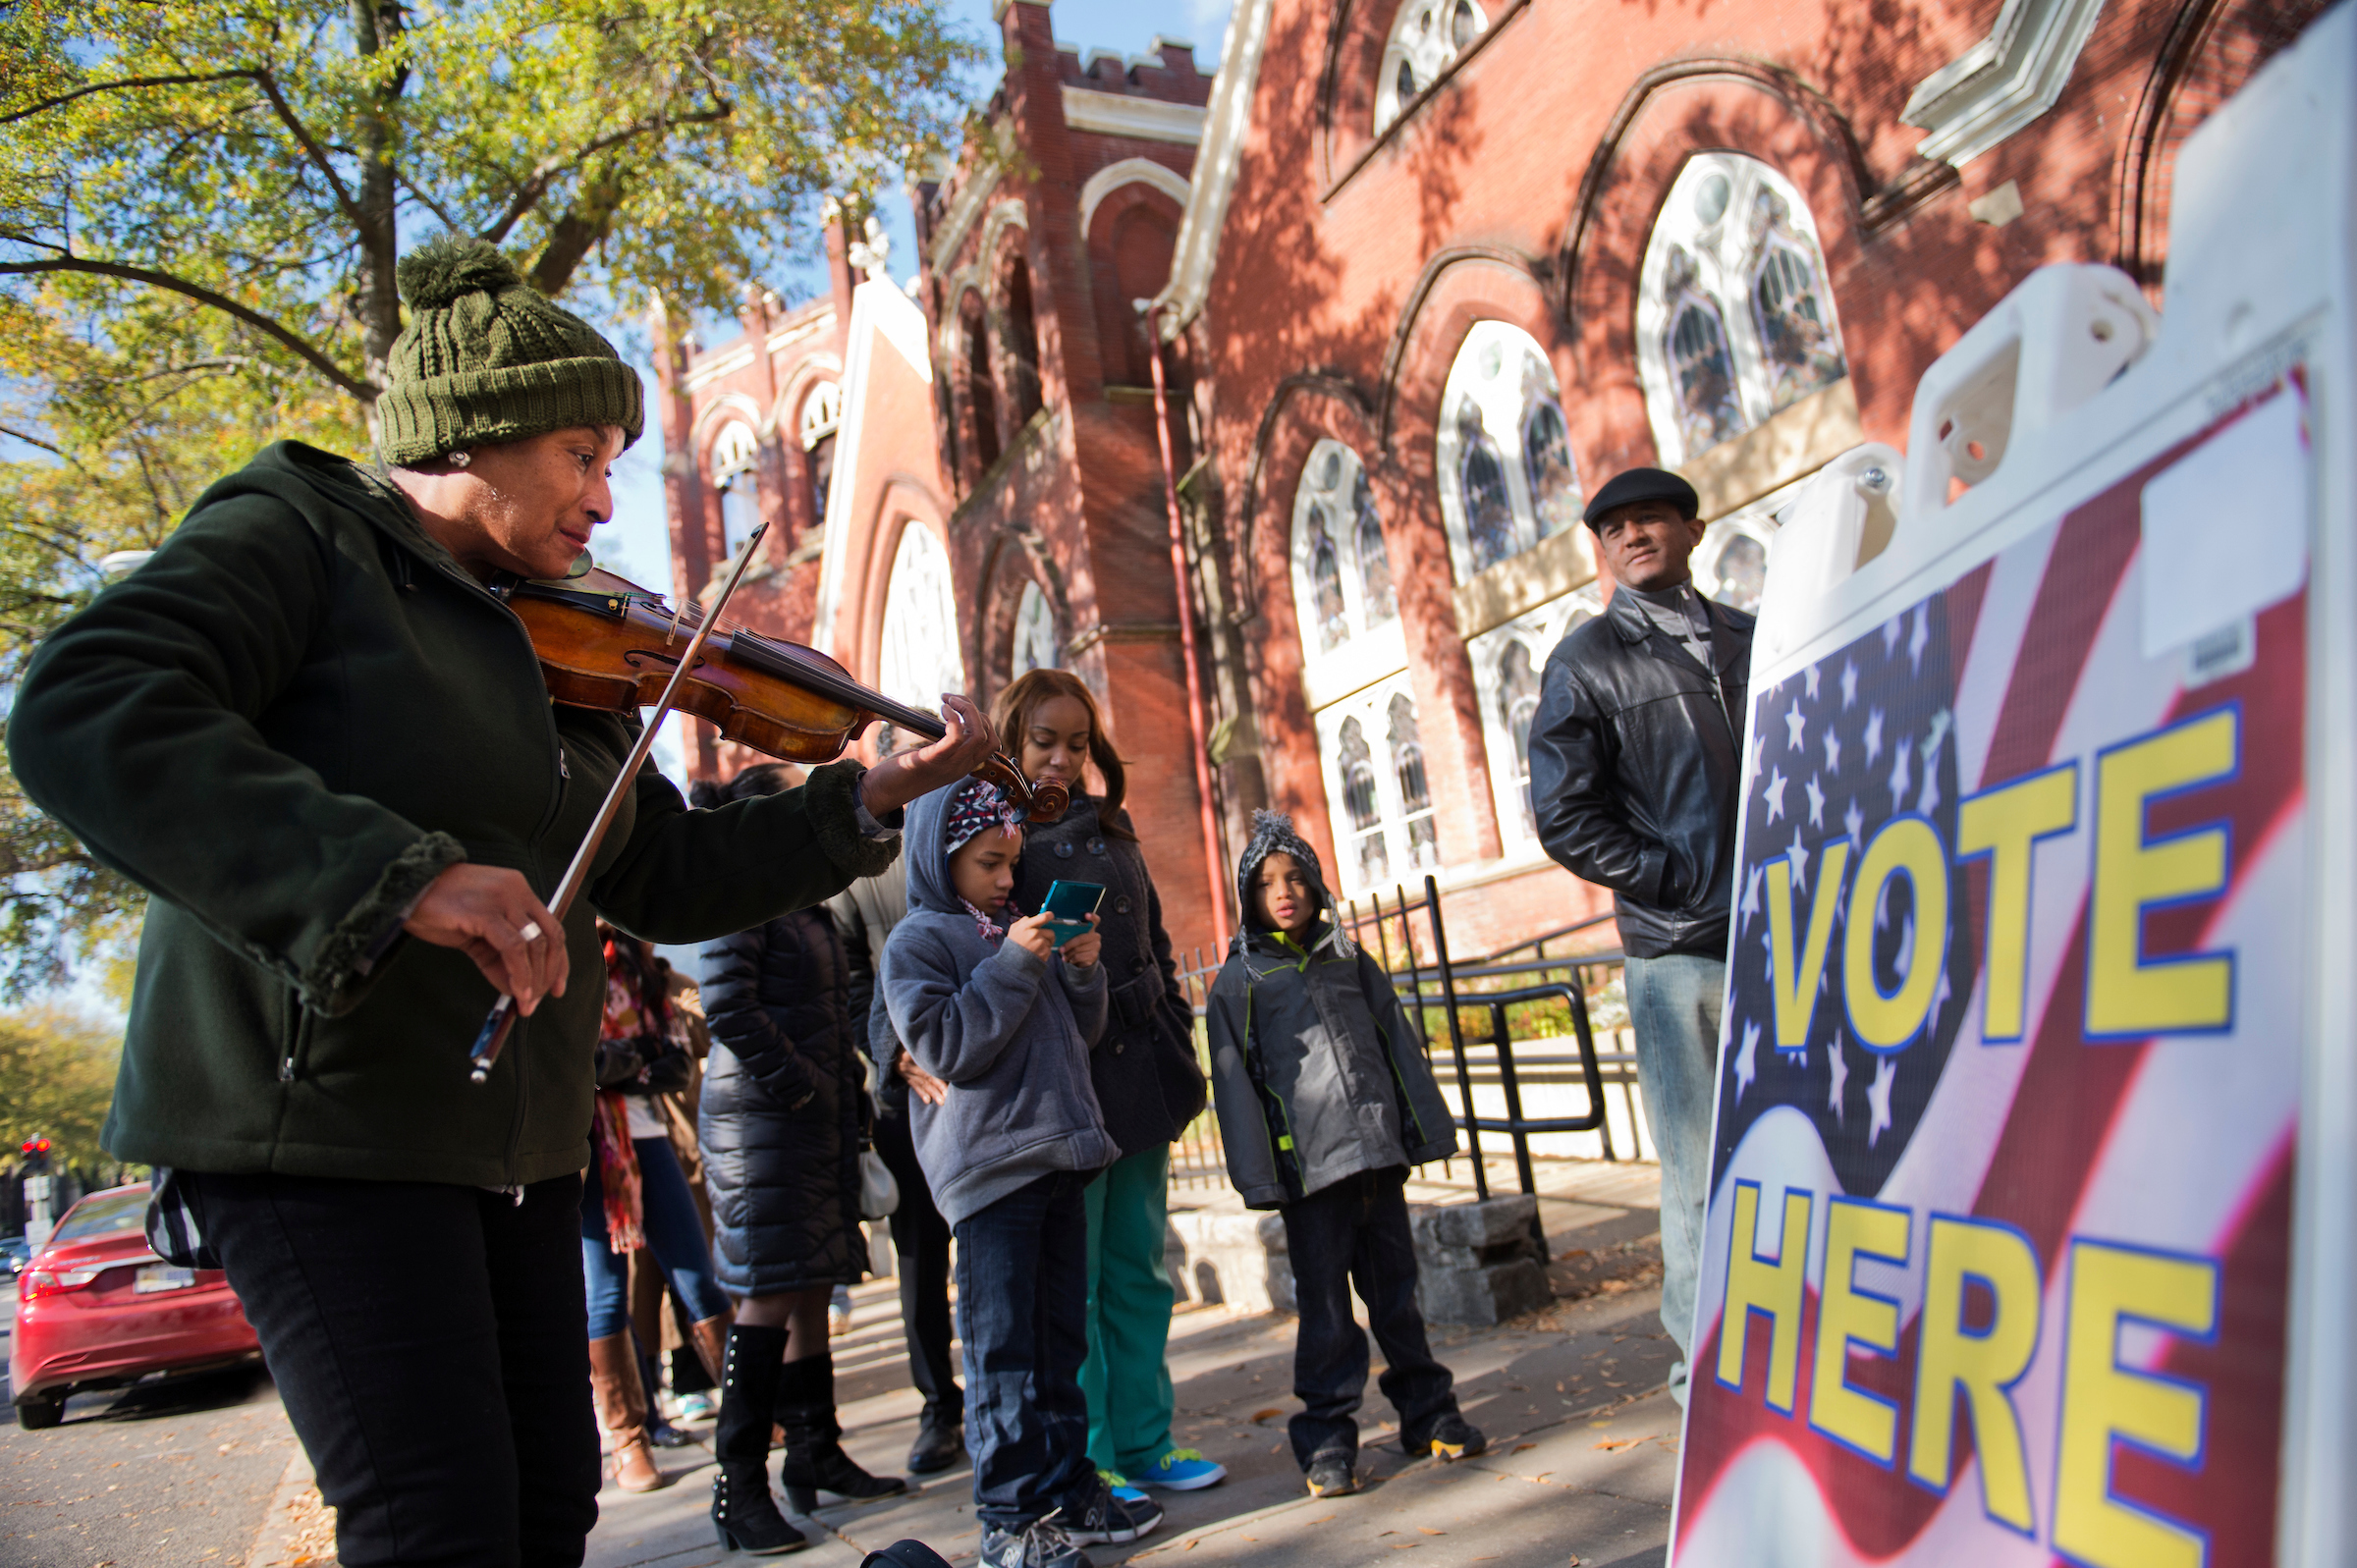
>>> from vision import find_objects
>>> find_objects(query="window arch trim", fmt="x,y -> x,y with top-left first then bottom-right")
1288,437 -> 1408,712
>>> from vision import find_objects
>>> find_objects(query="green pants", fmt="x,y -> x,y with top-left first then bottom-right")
1080,1143 -> 1178,1474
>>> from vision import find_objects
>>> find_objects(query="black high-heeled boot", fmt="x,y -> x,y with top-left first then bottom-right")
710,1325 -> 808,1555
775,1352 -> 909,1514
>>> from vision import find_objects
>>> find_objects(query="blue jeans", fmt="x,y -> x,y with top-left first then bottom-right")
1279,1165 -> 1457,1470
579,1135 -> 730,1339
956,1170 -> 1094,1530
1621,952 -> 1725,1365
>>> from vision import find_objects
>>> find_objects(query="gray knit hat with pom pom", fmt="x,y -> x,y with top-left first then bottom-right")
374,236 -> 644,466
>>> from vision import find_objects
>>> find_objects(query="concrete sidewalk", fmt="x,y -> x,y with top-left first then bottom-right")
582,1157 -> 1675,1568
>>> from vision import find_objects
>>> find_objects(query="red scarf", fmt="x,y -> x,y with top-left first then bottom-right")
591,936 -> 665,1254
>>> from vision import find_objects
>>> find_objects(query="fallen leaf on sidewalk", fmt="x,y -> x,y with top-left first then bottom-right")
1250,1408 -> 1284,1423
1593,1436 -> 1641,1451
1512,1442 -> 1537,1453
1183,1540 -> 1199,1550
1418,1527 -> 1445,1535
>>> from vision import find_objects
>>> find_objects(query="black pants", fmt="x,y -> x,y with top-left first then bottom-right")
1279,1165 -> 1458,1470
875,1103 -> 960,1415
184,1171 -> 599,1568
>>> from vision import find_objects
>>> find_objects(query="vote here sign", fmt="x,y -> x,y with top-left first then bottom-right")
1671,378 -> 2312,1568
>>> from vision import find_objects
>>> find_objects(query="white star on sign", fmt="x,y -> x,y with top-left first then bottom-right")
1843,795 -> 1865,845
1806,774 -> 1827,829
1840,660 -> 1859,710
1889,739 -> 1913,816
1804,664 -> 1821,700
1824,730 -> 1842,774
1748,730 -> 1767,784
1784,705 -> 1808,752
1763,766 -> 1789,823
1828,1035 -> 1850,1122
1883,618 -> 1903,658
1909,604 -> 1931,673
1863,708 -> 1885,767
1734,1018 -> 1762,1101
1787,829 -> 1811,893
1867,1055 -> 1897,1147
1918,771 -> 1943,817
1739,863 -> 1763,928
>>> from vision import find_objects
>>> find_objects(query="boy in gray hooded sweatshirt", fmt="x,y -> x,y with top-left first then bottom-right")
882,778 -> 1158,1568
1206,811 -> 1483,1498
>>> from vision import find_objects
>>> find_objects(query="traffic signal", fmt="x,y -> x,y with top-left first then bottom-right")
20,1136 -> 50,1173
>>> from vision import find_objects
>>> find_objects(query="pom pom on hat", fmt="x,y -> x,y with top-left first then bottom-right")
396,237 -> 523,311
375,233 -> 643,465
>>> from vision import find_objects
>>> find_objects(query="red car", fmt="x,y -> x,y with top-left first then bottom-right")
11,1183 -> 260,1429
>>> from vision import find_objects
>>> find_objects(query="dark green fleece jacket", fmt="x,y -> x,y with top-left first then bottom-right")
6,442 -> 895,1187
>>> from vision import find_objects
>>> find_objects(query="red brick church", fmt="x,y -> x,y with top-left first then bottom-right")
653,0 -> 2325,959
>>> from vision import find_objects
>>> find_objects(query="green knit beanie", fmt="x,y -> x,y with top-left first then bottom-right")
375,237 -> 644,466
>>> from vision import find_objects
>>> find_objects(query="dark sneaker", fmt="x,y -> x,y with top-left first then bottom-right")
1408,1413 -> 1487,1462
1059,1478 -> 1164,1544
978,1517 -> 1092,1568
1305,1455 -> 1358,1496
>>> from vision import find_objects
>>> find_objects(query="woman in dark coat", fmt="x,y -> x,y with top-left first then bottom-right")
989,670 -> 1222,1494
694,762 -> 905,1549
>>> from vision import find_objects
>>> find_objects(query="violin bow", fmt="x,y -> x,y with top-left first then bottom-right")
466,521 -> 772,1084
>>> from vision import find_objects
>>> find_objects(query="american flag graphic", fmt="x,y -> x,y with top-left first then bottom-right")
1672,380 -> 2309,1567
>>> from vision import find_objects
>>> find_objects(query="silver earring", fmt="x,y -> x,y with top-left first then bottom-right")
449,451 -> 471,468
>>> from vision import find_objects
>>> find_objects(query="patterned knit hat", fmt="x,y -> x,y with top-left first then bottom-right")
945,778 -> 1024,859
375,236 -> 644,466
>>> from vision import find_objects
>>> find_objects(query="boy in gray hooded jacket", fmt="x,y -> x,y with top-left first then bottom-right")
1206,811 -> 1482,1497
882,778 -> 1158,1568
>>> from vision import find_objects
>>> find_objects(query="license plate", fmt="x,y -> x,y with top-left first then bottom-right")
136,1263 -> 195,1293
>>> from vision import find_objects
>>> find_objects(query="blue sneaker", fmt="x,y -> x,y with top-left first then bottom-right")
1131,1448 -> 1228,1491
1097,1469 -> 1150,1506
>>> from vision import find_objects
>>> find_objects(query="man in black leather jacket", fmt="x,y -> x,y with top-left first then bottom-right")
1528,466 -> 1751,1406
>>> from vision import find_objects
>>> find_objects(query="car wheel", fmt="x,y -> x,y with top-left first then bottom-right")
17,1394 -> 65,1431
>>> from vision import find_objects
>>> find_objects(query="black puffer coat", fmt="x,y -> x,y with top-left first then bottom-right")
1014,795 -> 1207,1157
696,906 -> 864,1294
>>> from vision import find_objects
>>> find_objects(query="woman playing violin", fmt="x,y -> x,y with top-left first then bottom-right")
5,237 -> 991,1568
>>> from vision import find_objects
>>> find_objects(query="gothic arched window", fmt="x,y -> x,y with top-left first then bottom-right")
1308,503 -> 1348,652
798,381 -> 842,527
1352,471 -> 1397,626
1387,692 -> 1438,869
1374,0 -> 1489,135
1636,154 -> 1848,465
709,420 -> 763,563
1012,579 -> 1060,677
879,522 -> 966,709
1338,716 -> 1389,888
1434,321 -> 1584,583
1290,438 -> 1401,680
1470,586 -> 1601,849
1498,640 -> 1541,832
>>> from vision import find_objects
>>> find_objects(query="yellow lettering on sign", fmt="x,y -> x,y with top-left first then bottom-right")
1908,1217 -> 2042,1533
1765,841 -> 1852,1049
1955,763 -> 2079,1043
2087,709 -> 2238,1037
1715,1182 -> 1813,1414
1842,818 -> 1952,1050
1808,1199 -> 1909,1464
2054,1240 -> 2220,1568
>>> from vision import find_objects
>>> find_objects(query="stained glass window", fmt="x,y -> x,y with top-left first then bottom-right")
1637,154 -> 1849,466
1374,0 -> 1489,135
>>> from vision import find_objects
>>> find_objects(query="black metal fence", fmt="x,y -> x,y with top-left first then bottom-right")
1165,874 -> 1649,1202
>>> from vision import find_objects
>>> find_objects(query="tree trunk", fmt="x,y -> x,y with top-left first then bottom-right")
351,0 -> 408,424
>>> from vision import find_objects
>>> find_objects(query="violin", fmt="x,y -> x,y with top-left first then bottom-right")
466,523 -> 1063,1084
497,564 -> 1069,822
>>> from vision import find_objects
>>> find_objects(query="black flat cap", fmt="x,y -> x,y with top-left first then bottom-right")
1583,466 -> 1700,526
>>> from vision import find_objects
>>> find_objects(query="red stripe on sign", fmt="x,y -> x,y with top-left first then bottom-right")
1974,485 -> 2141,791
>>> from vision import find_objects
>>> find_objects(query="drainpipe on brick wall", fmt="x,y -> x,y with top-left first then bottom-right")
1144,303 -> 1233,954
